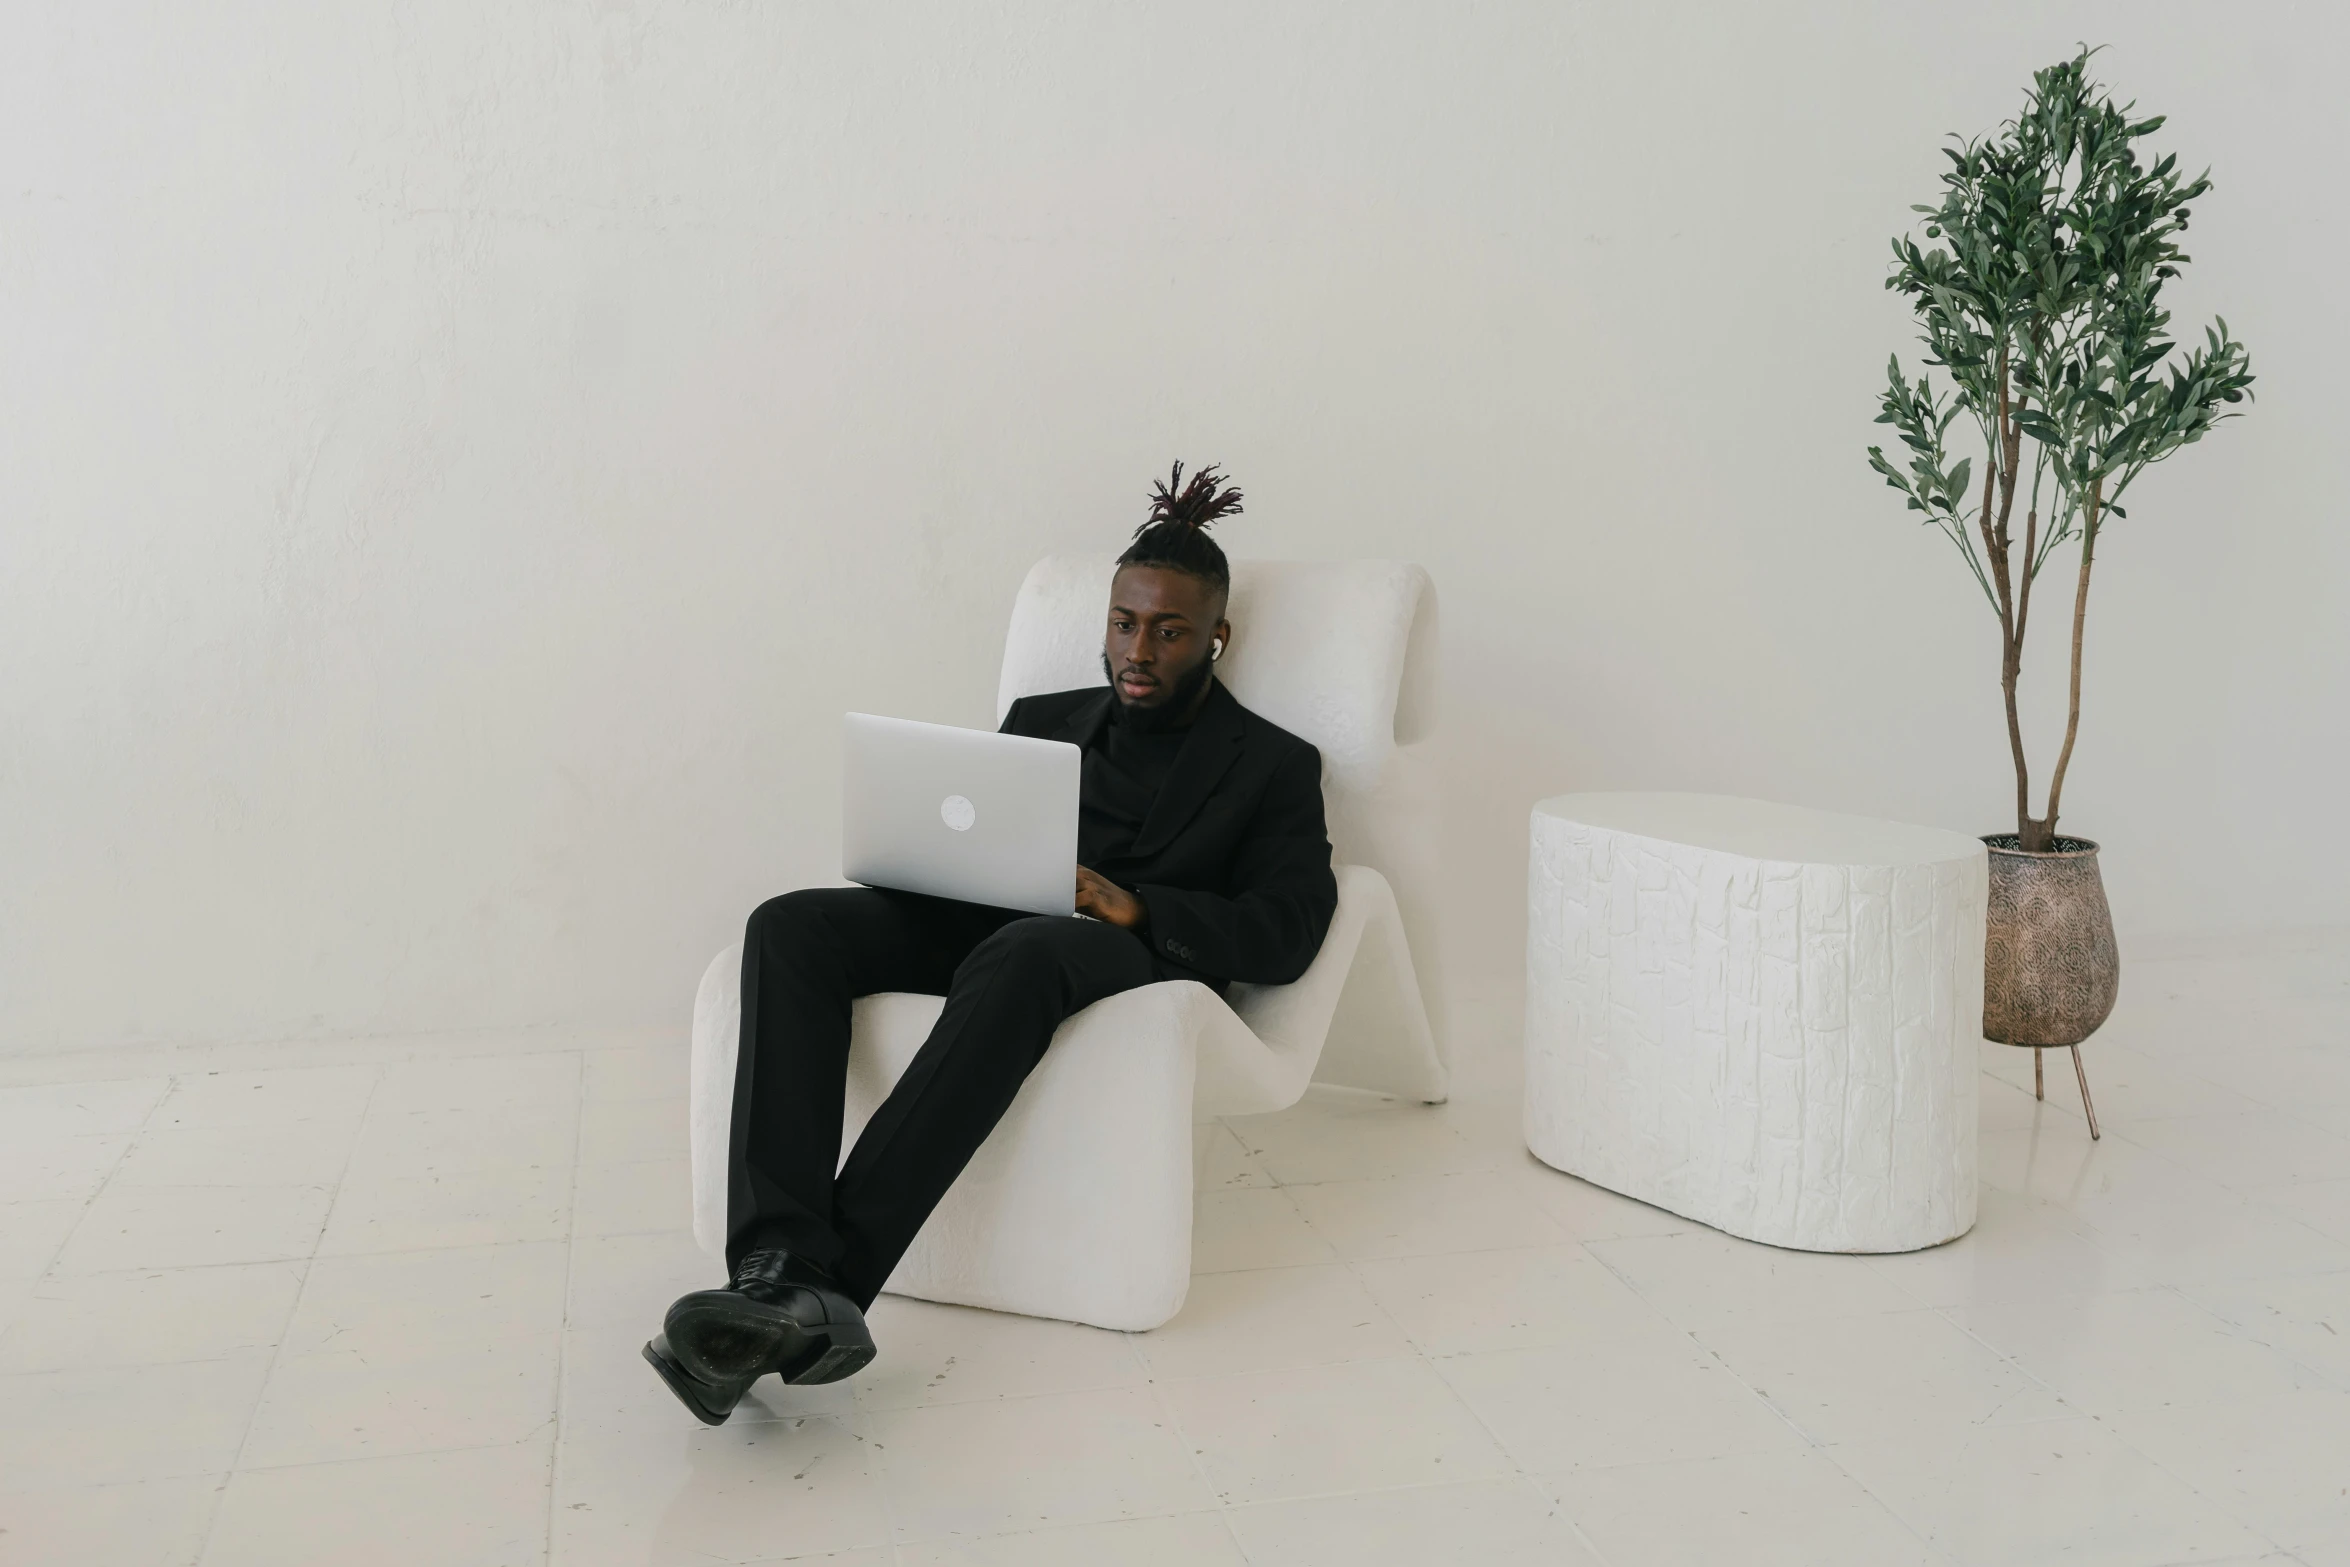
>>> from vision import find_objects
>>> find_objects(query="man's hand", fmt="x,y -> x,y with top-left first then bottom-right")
1075,867 -> 1146,930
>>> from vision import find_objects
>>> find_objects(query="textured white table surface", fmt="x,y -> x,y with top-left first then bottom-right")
1524,792 -> 1988,1253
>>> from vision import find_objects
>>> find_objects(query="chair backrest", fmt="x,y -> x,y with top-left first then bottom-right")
996,556 -> 1446,1042
995,556 -> 1437,793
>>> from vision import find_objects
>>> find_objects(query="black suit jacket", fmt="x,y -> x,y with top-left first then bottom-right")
998,680 -> 1337,990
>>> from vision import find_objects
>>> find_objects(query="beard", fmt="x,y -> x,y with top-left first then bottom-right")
1102,652 -> 1216,734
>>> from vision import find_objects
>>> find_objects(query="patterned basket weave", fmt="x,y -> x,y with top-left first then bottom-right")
1982,835 -> 2119,1048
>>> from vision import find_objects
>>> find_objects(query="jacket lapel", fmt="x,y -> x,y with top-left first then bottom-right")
1051,689 -> 1115,750
1127,680 -> 1245,861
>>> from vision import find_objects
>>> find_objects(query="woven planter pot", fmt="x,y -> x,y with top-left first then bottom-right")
1981,835 -> 2120,1046
1982,834 -> 2118,1139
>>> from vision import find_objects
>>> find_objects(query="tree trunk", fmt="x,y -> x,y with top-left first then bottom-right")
2037,479 -> 2102,847
1981,352 -> 2034,846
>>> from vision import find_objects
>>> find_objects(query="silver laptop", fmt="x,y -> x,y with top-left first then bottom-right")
841,713 -> 1082,916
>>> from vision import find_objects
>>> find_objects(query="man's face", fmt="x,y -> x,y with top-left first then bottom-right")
1103,564 -> 1230,712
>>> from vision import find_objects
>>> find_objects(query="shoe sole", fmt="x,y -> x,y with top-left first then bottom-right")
779,1335 -> 878,1385
665,1292 -> 877,1387
642,1339 -> 744,1426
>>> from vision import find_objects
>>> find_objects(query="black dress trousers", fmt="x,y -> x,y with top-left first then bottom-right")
725,885 -> 1167,1308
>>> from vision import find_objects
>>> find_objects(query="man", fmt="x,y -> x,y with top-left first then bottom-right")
644,462 -> 1338,1424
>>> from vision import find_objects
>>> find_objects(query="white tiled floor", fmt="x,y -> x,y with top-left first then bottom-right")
2,938 -> 2346,1565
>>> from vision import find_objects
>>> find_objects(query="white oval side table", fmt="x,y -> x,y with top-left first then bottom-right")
1524,792 -> 1988,1253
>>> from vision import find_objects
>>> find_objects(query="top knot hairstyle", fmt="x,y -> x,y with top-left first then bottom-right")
1118,460 -> 1241,593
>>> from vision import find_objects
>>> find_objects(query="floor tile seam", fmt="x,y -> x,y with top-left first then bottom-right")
1323,1247 -> 1443,1352
1973,1278 -> 2350,1390
1127,1338 -> 1244,1550
1561,1241 -> 1838,1457
854,1367 -> 1167,1416
19,1085 -> 151,1285
861,1359 -> 1247,1419
2171,1298 -> 2350,1396
1918,1284 -> 2187,1378
0,1458 -> 233,1502
206,1060 -> 387,1554
1814,1417 -> 2296,1560
295,1231 -> 579,1267
327,1165 -> 578,1196
0,1468 -> 231,1500
104,1170 -> 361,1194
1187,1256 -> 1342,1279
1208,1509 -> 1254,1566
221,1430 -> 551,1480
2245,1182 -> 2350,1249
568,1221 -> 700,1243
307,1227 -> 579,1262
576,1152 -> 692,1174
1872,1301 -> 2086,1419
1210,1473 -> 1629,1567
1688,1300 -> 2120,1437
354,1099 -> 583,1132
1204,1468 -> 1584,1515
41,1077 -> 175,1137
2115,1146 -> 2350,1203
230,1410 -> 567,1487
0,1060 -> 183,1091
1140,1344 -> 1460,1399
2110,1101 -> 2350,1145
1252,1158 -> 1510,1190
882,1498 -> 1222,1553
1298,1227 -> 1595,1268
339,1159 -> 581,1192
5,1032 -> 652,1081
545,1051 -> 589,1567
1356,1365 -> 1618,1567
1981,1075 -> 2097,1128
1148,1329 -> 1532,1514
253,1307 -> 574,1363
0,1126 -> 140,1151
93,1176 -> 341,1198
1949,1181 -> 2209,1287
1567,1232 -> 1861,1360
2091,1117 -> 2350,1213
0,1342 -> 299,1380
1715,1435 -> 1974,1564
363,1103 -> 587,1129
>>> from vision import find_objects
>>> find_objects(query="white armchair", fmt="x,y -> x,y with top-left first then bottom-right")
689,556 -> 1447,1331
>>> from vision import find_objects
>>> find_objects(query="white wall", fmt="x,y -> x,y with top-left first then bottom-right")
5,2 -> 2344,1055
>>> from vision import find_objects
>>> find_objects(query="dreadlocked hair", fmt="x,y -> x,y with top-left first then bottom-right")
1118,460 -> 1241,592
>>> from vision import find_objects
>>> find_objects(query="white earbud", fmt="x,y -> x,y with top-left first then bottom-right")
1211,639 -> 1225,660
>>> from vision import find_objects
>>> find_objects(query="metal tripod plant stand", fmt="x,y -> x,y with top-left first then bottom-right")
2028,1042 -> 2101,1141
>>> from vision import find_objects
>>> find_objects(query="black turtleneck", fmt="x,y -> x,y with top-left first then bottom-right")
1077,699 -> 1193,869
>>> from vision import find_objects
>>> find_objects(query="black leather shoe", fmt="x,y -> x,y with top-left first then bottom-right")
642,1333 -> 754,1425
662,1248 -> 877,1388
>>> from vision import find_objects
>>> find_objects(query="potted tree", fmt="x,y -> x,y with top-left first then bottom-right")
1868,50 -> 2254,1137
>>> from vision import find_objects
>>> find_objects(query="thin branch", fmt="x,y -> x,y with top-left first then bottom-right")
2040,475 -> 2102,836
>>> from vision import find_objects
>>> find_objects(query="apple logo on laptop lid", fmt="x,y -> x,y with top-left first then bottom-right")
940,795 -> 976,832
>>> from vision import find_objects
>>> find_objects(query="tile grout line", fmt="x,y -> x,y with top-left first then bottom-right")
1983,1051 -> 2350,1214
1918,1280 -> 2306,1563
0,1031 -> 677,1091
1127,1316 -> 1250,1563
541,1049 -> 589,1567
2172,1277 -> 2350,1398
13,1008 -> 2349,1559
13,1081 -> 162,1286
1240,1099 -> 1627,1565
193,1059 -> 386,1563
22,1076 -> 228,1545
1325,1201 -> 1623,1567
1565,1194 -> 1952,1563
